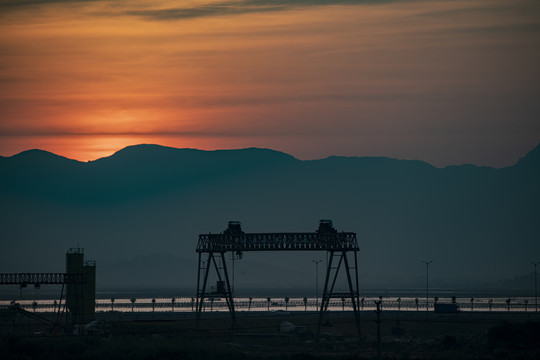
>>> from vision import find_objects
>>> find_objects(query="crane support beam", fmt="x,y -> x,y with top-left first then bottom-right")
197,232 -> 358,252
0,273 -> 86,285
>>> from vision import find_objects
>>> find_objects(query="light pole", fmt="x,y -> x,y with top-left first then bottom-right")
532,261 -> 540,312
423,260 -> 432,311
312,259 -> 322,309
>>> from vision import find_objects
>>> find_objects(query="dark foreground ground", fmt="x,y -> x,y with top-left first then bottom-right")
1,310 -> 540,359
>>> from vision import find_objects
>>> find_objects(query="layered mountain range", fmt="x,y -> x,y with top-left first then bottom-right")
1,143 -> 539,292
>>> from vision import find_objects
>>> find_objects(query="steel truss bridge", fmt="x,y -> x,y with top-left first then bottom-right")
196,220 -> 361,339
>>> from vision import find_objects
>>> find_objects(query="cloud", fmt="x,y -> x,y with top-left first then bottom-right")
0,0 -> 401,25
0,0 -> 101,7
0,122 -> 307,138
123,0 -> 399,21
0,88 -> 485,114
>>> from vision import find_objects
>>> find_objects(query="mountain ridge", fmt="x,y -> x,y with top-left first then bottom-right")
1,142 -> 539,290
5,142 -> 537,170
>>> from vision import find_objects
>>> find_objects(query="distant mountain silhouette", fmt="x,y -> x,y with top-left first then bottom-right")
515,142 -> 540,166
1,143 -> 539,293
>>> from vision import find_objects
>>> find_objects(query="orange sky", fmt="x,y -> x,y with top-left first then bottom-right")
1,0 -> 539,166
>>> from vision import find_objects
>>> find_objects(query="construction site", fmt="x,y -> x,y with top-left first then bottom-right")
1,221 -> 540,359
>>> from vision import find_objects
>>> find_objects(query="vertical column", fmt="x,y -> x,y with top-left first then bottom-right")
66,249 -> 84,325
344,251 -> 361,338
196,252 -> 212,326
219,252 -> 236,328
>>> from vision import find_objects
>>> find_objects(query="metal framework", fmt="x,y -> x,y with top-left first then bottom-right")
0,272 -> 87,330
196,220 -> 361,338
0,273 -> 86,285
197,232 -> 358,252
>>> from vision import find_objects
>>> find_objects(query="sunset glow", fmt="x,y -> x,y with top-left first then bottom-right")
1,0 -> 539,166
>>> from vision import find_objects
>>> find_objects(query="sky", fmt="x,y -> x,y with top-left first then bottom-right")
0,0 -> 539,167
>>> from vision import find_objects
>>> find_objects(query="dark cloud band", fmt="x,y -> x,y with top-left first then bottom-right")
125,0 -> 398,21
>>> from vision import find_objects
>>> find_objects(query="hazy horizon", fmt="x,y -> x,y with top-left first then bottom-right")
1,143 -> 538,292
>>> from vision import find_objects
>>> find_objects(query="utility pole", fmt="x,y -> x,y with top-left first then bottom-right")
312,259 -> 322,309
423,260 -> 432,311
532,261 -> 540,312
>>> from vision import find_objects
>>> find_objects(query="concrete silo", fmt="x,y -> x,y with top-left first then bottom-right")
66,248 -> 95,324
